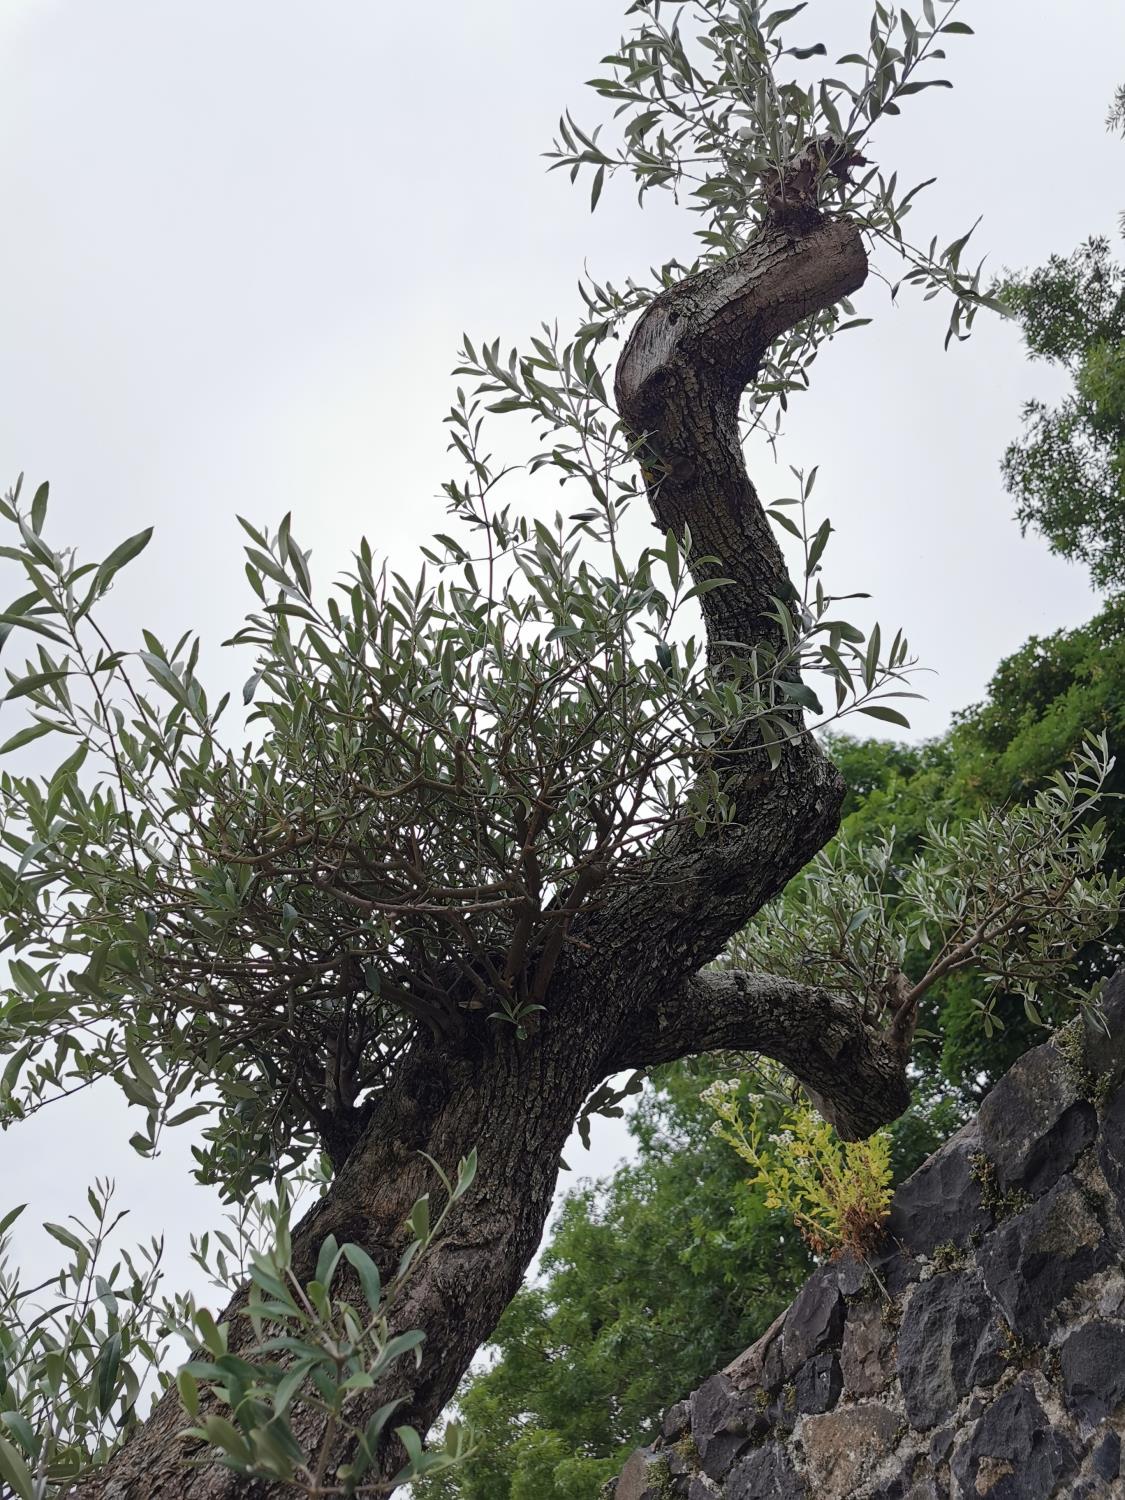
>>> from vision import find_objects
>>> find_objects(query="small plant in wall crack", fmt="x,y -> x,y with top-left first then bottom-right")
704,1075 -> 893,1259
967,1152 -> 1031,1222
930,1240 -> 969,1274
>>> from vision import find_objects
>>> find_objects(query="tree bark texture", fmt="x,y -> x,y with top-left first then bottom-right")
76,209 -> 915,1497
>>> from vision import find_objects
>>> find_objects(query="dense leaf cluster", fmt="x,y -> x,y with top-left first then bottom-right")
0,0 -> 988,1203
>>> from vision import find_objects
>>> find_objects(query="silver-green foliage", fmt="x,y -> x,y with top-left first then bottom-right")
0,463 -> 915,1198
174,1150 -> 478,1496
725,736 -> 1122,1036
0,1184 -> 166,1500
551,0 -> 998,445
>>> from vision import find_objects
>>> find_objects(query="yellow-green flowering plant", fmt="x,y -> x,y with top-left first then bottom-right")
704,1077 -> 892,1260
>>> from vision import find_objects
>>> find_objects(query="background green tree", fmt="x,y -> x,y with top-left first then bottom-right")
1001,238 -> 1125,589
999,95 -> 1124,587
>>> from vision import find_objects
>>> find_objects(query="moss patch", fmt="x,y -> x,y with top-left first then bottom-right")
931,1240 -> 970,1273
969,1151 -> 1032,1220
1054,1017 -> 1113,1112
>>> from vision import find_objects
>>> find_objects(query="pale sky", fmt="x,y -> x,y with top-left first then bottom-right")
1,0 -> 1122,1338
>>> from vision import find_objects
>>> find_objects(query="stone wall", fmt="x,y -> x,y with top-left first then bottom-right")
607,972 -> 1125,1500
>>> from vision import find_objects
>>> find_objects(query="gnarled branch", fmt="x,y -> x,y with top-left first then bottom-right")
571,216 -> 868,996
612,967 -> 914,1140
615,216 -> 866,656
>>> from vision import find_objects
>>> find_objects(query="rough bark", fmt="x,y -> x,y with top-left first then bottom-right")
76,1015 -> 612,1498
572,217 -> 866,992
611,969 -> 914,1139
76,207 -> 909,1496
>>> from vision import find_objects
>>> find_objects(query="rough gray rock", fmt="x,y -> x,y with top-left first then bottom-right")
722,1309 -> 784,1394
1084,967 -> 1125,1083
885,1120 -> 991,1256
868,1458 -> 942,1500
725,1442 -> 807,1499
662,1399 -> 691,1443
779,1268 -> 844,1378
895,1271 -> 1004,1429
928,1424 -> 954,1464
610,969 -> 1125,1500
800,1402 -> 902,1497
834,1250 -> 870,1297
794,1350 -> 842,1413
1098,1085 -> 1125,1224
977,1039 -> 1096,1195
616,1447 -> 671,1500
689,1372 -> 761,1481
951,1377 -> 1079,1499
1092,1429 -> 1121,1481
979,1173 -> 1111,1342
1060,1320 -> 1125,1426
840,1296 -> 894,1397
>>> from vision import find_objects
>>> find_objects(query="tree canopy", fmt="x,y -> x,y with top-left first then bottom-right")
1001,239 -> 1125,589
999,84 -> 1124,586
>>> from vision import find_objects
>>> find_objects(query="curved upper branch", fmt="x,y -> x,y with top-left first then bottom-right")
568,216 -> 868,1003
616,216 -> 867,653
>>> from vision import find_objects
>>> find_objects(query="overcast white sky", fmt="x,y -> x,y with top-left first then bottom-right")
1,0 -> 1122,1322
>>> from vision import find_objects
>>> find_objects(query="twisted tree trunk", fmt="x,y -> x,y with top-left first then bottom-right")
78,206 -> 915,1498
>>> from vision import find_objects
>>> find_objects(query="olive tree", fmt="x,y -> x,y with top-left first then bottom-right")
0,2 -> 1107,1494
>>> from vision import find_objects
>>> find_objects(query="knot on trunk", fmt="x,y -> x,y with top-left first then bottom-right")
762,133 -> 870,231
614,215 -> 868,446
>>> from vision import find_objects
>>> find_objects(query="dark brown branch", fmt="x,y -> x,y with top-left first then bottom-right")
615,216 -> 867,654
611,967 -> 913,1140
571,216 -> 867,996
